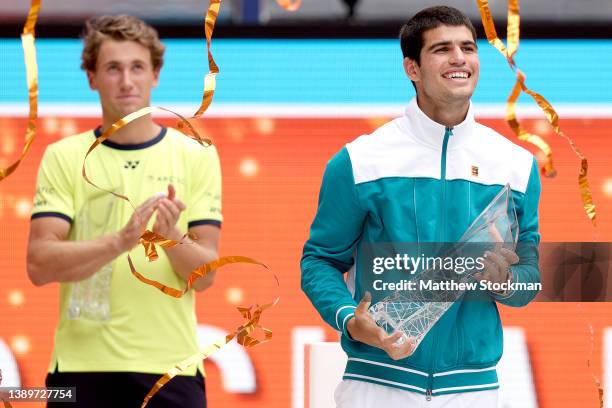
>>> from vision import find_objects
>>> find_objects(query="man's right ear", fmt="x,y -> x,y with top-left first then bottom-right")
86,70 -> 97,90
403,58 -> 420,83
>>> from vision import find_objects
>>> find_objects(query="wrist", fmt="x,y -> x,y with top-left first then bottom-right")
491,268 -> 514,297
160,226 -> 183,244
113,230 -> 131,254
345,315 -> 357,341
346,317 -> 356,335
167,227 -> 183,242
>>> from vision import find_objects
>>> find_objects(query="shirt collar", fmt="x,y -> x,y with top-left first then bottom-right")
400,97 -> 476,149
93,126 -> 167,150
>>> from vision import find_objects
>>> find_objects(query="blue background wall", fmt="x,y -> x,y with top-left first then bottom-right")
1,39 -> 610,105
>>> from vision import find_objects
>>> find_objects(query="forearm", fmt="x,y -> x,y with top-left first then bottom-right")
163,227 -> 218,291
301,256 -> 358,335
27,233 -> 124,286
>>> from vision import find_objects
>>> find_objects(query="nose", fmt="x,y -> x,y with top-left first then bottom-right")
119,68 -> 134,89
448,46 -> 466,65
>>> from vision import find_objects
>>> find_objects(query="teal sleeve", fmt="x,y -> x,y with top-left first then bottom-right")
301,148 -> 366,336
493,157 -> 541,306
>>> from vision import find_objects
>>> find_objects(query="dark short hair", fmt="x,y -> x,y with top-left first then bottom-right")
399,6 -> 476,65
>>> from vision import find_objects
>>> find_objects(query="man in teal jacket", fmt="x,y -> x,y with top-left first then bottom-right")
301,6 -> 540,407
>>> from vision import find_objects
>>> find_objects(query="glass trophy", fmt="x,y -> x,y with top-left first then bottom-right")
369,184 -> 519,352
67,192 -> 117,322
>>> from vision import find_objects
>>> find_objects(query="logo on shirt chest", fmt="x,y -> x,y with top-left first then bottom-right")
124,160 -> 140,170
471,165 -> 479,177
145,174 -> 185,185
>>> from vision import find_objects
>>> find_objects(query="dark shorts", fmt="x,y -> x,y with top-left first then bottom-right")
45,369 -> 206,408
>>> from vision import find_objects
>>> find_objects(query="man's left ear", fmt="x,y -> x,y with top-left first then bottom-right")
403,58 -> 420,82
86,70 -> 97,90
152,68 -> 160,87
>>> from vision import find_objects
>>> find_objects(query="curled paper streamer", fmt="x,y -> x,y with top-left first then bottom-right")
75,2 -> 280,405
82,106 -> 212,202
476,0 -> 596,225
131,233 -> 279,407
584,311 -> 604,407
141,297 -> 278,407
80,0 -> 220,240
0,0 -> 40,183
587,324 -> 605,408
276,0 -> 302,11
81,0 -> 222,201
129,252 -> 271,298
577,305 -> 604,407
138,229 -> 181,262
187,0 -> 220,121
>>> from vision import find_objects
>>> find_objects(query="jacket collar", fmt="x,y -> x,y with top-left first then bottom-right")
400,97 -> 476,149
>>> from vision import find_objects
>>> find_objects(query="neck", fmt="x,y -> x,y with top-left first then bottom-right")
415,94 -> 470,128
100,112 -> 161,145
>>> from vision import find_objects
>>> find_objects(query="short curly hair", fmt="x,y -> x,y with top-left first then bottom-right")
81,15 -> 165,72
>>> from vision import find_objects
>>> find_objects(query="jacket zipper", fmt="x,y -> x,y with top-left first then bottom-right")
427,126 -> 453,401
439,126 -> 453,242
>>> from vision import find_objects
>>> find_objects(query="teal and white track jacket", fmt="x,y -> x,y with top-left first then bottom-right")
301,98 -> 541,397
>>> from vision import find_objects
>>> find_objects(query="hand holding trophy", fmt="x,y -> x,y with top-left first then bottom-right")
369,184 -> 520,354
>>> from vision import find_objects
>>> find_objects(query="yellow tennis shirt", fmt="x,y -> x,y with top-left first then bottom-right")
31,127 -> 222,375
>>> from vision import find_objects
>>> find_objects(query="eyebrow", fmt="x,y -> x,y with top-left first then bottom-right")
426,40 -> 478,51
102,59 -> 148,67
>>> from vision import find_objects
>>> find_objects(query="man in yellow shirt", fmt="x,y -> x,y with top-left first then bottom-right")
27,15 -> 221,407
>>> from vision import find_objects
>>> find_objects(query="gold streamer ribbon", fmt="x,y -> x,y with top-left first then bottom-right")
82,106 -> 212,196
0,0 -> 40,183
587,323 -> 604,408
476,0 -> 596,225
185,0 -> 220,121
80,0 -> 221,240
129,252 -> 271,298
80,4 -> 280,405
0,0 -> 285,405
130,234 -> 278,407
141,297 -> 278,407
81,0 -> 223,199
275,0 -> 302,11
577,304 -> 605,408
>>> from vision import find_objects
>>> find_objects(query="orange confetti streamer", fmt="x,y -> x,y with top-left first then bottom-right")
577,304 -> 605,408
587,323 -> 605,408
80,0 -> 222,202
141,297 -> 278,407
73,3 -> 279,406
129,253 -> 270,298
181,0 -> 220,125
476,0 -> 596,225
0,0 -> 40,183
275,0 -> 302,11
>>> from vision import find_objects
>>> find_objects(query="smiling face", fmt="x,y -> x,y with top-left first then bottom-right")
87,39 -> 159,122
404,24 -> 479,108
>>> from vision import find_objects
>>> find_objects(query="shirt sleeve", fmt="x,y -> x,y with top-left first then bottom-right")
301,147 -> 366,336
186,144 -> 222,229
493,156 -> 541,306
31,144 -> 75,224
